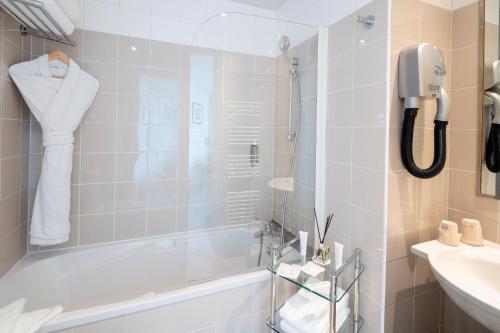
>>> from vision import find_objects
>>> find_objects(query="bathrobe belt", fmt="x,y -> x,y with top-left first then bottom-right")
43,131 -> 74,147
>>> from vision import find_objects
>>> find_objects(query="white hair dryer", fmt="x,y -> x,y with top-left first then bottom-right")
398,43 -> 450,179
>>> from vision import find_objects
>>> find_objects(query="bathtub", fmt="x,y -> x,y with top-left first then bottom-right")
0,222 -> 298,332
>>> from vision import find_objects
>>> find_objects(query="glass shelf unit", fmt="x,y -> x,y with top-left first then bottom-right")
266,247 -> 364,333
266,314 -> 364,333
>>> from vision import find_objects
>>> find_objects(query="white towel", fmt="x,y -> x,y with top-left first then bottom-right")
0,0 -> 75,35
280,308 -> 350,333
279,284 -> 350,333
0,299 -> 62,333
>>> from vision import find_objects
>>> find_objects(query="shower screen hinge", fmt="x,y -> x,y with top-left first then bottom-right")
357,15 -> 376,29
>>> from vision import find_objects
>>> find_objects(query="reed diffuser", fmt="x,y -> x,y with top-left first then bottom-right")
312,209 -> 334,266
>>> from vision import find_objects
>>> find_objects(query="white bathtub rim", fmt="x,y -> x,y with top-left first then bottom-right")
38,269 -> 271,333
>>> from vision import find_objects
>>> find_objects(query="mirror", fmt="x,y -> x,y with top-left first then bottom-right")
481,0 -> 500,196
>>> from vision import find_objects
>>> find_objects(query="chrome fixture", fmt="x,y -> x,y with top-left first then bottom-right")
250,140 -> 259,167
357,15 -> 376,29
277,35 -> 303,248
0,0 -> 77,45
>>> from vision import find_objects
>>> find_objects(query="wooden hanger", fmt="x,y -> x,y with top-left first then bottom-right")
48,50 -> 69,65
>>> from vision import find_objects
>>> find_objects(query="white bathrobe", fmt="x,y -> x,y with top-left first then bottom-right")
9,55 -> 99,246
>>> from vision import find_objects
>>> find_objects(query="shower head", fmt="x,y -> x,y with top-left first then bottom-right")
278,36 -> 291,54
278,35 -> 298,73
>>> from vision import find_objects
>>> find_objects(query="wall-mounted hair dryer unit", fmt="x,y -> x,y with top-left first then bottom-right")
484,60 -> 500,173
398,43 -> 450,179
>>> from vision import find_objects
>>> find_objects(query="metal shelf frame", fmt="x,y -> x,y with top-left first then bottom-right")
267,248 -> 364,333
0,0 -> 76,46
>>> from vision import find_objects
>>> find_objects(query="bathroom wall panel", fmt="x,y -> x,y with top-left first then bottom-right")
386,1 -> 451,332
324,0 -> 389,331
442,2 -> 496,332
0,10 -> 30,277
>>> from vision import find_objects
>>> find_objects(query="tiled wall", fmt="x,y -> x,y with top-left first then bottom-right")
27,29 -> 286,251
0,11 -> 30,277
445,1 -> 496,332
386,1 -> 452,332
324,0 -> 389,331
53,280 -> 278,333
386,0 -> 495,332
272,35 -> 317,245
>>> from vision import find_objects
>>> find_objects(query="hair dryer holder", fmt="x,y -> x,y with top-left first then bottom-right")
398,43 -> 450,179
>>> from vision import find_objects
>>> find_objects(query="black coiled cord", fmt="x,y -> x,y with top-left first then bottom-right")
401,108 -> 448,179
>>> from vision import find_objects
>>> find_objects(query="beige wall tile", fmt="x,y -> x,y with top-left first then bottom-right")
79,213 -> 114,245
82,61 -> 118,93
81,123 -> 116,153
1,119 -> 20,159
351,127 -> 386,170
353,38 -> 387,87
84,93 -> 117,123
328,15 -> 354,58
0,226 -> 22,276
119,36 -> 150,67
118,65 -> 150,94
115,210 -> 146,240
146,207 -> 177,236
352,83 -> 387,126
451,45 -> 479,89
391,0 -> 420,41
150,41 -> 179,69
387,213 -> 418,261
83,31 -> 118,63
116,181 -> 147,211
80,153 -> 115,183
115,153 -> 148,182
413,288 -> 442,333
452,2 -> 480,49
1,157 -> 20,199
354,0 -> 388,47
351,167 -> 385,215
450,129 -> 480,172
450,88 -> 480,130
79,183 -> 115,215
386,256 -> 415,306
328,53 -> 353,92
420,3 -> 451,50
449,169 -> 498,221
384,297 -> 414,333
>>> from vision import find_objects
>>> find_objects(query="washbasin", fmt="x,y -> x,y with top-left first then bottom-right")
412,240 -> 500,332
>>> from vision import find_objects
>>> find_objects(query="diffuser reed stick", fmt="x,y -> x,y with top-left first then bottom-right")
314,208 -> 334,244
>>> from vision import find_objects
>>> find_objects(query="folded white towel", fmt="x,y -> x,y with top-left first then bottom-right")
280,319 -> 301,333
280,308 -> 351,333
0,299 -> 63,333
1,0 -> 75,35
279,283 -> 350,333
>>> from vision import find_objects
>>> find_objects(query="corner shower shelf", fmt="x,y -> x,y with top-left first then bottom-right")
266,248 -> 364,333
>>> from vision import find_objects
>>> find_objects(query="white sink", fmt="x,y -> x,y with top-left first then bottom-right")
412,240 -> 500,332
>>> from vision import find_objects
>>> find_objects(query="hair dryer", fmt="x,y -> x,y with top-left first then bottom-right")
398,43 -> 450,179
484,60 -> 500,173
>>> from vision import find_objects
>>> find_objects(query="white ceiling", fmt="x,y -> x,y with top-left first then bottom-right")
229,0 -> 288,10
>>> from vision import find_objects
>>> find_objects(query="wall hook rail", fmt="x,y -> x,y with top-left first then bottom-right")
357,15 -> 376,29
